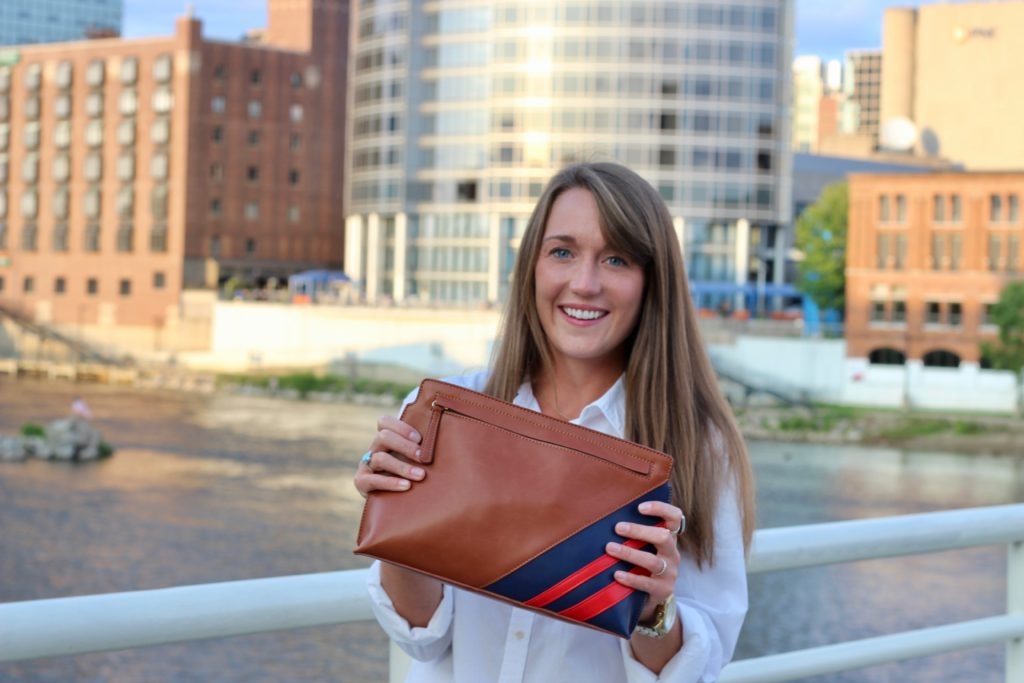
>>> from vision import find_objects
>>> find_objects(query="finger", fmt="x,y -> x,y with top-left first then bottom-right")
354,471 -> 415,497
606,537 -> 677,575
614,520 -> 678,550
373,417 -> 424,462
639,501 -> 684,533
365,451 -> 425,481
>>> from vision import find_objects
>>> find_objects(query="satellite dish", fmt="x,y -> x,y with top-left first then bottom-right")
879,117 -> 918,152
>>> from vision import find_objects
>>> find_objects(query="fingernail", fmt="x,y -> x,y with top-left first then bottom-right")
616,522 -> 630,533
410,430 -> 421,442
414,448 -> 422,460
410,467 -> 425,479
607,542 -> 621,553
397,480 -> 410,490
639,502 -> 652,513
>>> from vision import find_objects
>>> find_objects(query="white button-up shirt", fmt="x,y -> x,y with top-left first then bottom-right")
366,371 -> 749,682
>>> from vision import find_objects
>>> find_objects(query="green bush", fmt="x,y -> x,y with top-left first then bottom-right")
20,423 -> 45,437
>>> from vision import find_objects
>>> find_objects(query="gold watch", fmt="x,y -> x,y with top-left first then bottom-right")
633,594 -> 677,639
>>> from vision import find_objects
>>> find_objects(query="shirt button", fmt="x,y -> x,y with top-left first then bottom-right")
514,630 -> 525,640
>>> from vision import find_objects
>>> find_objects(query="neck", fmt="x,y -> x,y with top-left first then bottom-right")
534,361 -> 622,421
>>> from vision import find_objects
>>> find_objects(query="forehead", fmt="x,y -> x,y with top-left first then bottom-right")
543,187 -> 601,234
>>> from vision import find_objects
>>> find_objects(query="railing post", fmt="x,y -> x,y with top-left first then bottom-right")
1009,540 -> 1023,683
389,641 -> 411,683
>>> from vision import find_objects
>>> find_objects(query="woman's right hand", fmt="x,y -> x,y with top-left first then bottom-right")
354,415 -> 426,498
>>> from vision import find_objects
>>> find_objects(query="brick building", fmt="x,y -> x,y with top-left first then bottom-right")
846,172 -> 1023,366
0,0 -> 347,343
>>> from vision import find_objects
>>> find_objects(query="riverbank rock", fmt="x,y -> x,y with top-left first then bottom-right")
0,418 -> 110,462
46,417 -> 104,460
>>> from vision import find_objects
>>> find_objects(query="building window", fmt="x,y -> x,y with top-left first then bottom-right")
870,301 -> 885,322
21,221 -> 38,250
933,194 -> 945,222
84,188 -> 102,219
925,301 -> 941,324
86,92 -> 104,117
117,153 -> 135,181
53,188 -> 69,218
892,300 -> 906,323
151,117 -> 170,144
248,129 -> 260,146
246,238 -> 256,255
990,194 -> 1003,222
895,194 -> 907,222
1009,235 -> 1020,273
931,233 -> 944,270
247,165 -> 259,181
117,224 -> 134,252
950,234 -> 962,271
950,194 -> 962,222
52,154 -> 70,182
117,119 -> 135,146
876,233 -> 889,269
153,55 -> 173,83
211,96 -> 226,114
879,195 -> 890,222
84,152 -> 103,182
214,64 -> 226,81
250,69 -> 262,85
56,61 -> 74,88
87,277 -> 98,295
982,303 -> 996,326
287,205 -> 300,223
52,222 -> 69,252
247,100 -> 262,118
152,87 -> 172,113
209,198 -> 221,215
54,276 -> 66,294
23,275 -> 34,293
949,302 -> 962,327
1010,194 -> 1020,222
86,59 -> 105,86
152,185 -> 168,219
151,154 -> 169,180
210,163 -> 223,181
119,279 -> 132,296
289,134 -> 301,151
117,187 -> 134,218
150,224 -> 168,253
120,57 -> 138,84
244,202 -> 259,220
288,169 -> 300,185
210,235 -> 221,257
119,89 -> 138,116
894,234 -> 907,270
153,271 -> 166,289
988,235 -> 1001,271
211,125 -> 223,143
84,224 -> 101,252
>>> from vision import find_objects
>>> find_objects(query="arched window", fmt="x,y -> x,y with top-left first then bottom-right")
869,347 -> 906,365
922,350 -> 960,367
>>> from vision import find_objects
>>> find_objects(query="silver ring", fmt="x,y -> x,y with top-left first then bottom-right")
360,451 -> 373,468
652,558 -> 667,577
671,514 -> 687,536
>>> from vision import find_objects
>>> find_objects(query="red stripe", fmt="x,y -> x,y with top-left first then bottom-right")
558,566 -> 647,622
524,521 -> 667,609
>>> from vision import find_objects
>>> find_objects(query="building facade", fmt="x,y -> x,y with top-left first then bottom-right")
846,172 -> 1022,367
345,1 -> 794,310
881,2 -> 1024,169
0,0 -> 348,339
0,0 -> 121,46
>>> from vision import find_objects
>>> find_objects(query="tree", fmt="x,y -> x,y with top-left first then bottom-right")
794,181 -> 848,313
981,280 -> 1024,372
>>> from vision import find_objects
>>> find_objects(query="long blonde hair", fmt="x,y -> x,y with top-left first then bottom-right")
485,162 -> 755,566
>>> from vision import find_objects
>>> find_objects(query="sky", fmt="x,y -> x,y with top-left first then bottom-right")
123,1 -> 953,64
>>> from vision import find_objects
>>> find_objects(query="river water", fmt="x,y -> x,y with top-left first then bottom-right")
1,379 -> 1021,683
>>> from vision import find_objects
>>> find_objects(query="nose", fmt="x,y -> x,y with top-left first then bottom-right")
569,260 -> 601,295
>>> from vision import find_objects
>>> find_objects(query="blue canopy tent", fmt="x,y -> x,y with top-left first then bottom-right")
287,270 -> 351,301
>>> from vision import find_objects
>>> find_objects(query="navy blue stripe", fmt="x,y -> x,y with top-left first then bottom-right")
485,482 -> 672,604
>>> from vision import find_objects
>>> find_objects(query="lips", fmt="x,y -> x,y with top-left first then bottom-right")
561,306 -> 607,321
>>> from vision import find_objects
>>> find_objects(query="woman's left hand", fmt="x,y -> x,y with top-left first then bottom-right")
605,501 -> 685,620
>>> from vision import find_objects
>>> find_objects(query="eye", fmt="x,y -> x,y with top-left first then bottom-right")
605,254 -> 630,267
549,247 -> 572,259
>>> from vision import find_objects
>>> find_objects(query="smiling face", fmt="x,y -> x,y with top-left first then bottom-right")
534,187 -> 646,376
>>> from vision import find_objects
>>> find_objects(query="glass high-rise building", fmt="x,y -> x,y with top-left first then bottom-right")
0,0 -> 122,45
345,1 -> 794,311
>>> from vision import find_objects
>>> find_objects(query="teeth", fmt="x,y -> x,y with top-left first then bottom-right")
563,307 -> 605,320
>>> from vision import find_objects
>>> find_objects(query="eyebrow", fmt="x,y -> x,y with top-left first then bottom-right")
542,234 -> 577,244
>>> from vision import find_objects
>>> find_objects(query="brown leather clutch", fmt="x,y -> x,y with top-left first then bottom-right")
354,378 -> 674,637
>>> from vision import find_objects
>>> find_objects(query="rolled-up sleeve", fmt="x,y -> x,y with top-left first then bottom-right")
366,560 -> 455,662
619,479 -> 749,682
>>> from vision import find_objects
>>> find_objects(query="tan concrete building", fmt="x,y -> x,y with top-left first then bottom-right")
846,172 -> 1022,366
881,1 -> 1024,169
0,0 -> 347,347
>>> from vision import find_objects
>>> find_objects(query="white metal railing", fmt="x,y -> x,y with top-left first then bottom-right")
1,504 -> 1022,682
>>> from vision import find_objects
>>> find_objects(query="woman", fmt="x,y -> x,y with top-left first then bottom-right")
354,162 -> 756,682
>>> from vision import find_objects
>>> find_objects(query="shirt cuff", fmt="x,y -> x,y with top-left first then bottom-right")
620,602 -> 711,683
366,561 -> 455,660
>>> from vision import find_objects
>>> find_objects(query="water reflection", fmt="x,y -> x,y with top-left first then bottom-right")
1,380 -> 1020,682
